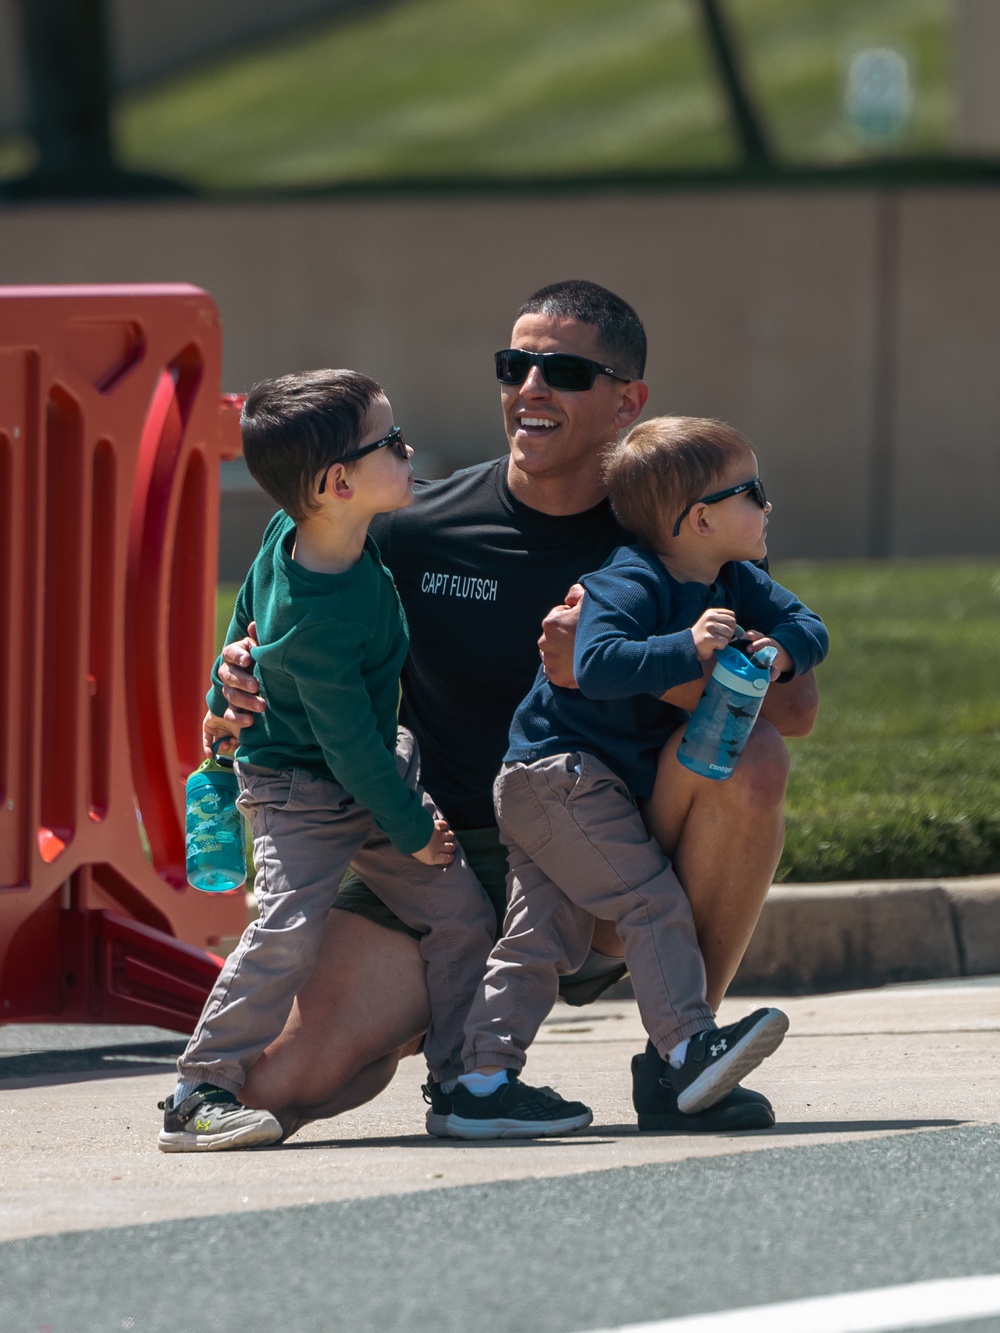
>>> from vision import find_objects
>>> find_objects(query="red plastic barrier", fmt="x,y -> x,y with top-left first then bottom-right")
0,285 -> 247,1031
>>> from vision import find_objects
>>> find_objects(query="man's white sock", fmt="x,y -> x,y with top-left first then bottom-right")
458,1069 -> 509,1097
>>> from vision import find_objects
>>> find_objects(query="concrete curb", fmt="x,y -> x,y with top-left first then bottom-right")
607,874 -> 1000,998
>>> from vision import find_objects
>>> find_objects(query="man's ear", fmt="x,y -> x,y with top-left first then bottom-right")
615,378 -> 649,430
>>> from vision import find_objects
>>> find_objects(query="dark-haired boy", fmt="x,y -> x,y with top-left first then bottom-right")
447,416 -> 828,1138
158,370 -> 494,1151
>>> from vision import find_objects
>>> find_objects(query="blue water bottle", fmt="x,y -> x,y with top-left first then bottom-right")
677,640 -> 779,781
185,742 -> 247,891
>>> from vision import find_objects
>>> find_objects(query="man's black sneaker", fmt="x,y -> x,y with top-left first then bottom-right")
666,1008 -> 788,1114
558,961 -> 629,1007
422,1078 -> 453,1137
157,1084 -> 282,1152
631,1040 -> 775,1132
446,1072 -> 593,1140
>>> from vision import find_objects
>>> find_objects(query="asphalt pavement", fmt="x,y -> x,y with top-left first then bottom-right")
2,978 -> 999,1333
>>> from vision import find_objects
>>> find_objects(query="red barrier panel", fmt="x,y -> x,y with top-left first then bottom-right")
0,285 -> 247,1031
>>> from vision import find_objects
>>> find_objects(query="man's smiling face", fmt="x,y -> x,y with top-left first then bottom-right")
501,312 -> 635,486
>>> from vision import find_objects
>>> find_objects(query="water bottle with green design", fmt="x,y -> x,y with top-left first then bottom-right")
185,741 -> 247,891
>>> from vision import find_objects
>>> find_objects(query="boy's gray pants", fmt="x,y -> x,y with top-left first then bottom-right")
178,728 -> 496,1093
462,753 -> 715,1072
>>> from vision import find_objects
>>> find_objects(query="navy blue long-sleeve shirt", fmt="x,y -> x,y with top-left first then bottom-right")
505,544 -> 829,800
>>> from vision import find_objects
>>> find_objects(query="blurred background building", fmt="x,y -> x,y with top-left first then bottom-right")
0,0 -> 998,575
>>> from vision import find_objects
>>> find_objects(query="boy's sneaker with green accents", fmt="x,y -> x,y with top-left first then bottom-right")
446,1072 -> 592,1140
157,1084 -> 283,1152
422,1078 -> 453,1137
666,1008 -> 789,1114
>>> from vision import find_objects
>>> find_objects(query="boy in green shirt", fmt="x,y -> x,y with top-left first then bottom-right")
158,370 -> 495,1152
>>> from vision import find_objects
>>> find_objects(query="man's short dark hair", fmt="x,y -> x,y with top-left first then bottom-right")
240,369 -> 383,522
516,280 -> 647,380
604,416 -> 755,550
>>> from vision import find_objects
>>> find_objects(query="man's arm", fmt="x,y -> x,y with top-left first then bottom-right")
213,620 -> 266,741
758,669 -> 819,737
732,564 -> 827,738
539,583 -> 821,736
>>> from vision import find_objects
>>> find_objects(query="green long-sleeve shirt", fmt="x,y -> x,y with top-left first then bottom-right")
208,511 -> 434,855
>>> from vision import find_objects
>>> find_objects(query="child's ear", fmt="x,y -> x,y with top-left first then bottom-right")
323,463 -> 354,501
684,502 -> 712,536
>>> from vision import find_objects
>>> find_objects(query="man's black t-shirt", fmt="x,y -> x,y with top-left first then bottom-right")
371,457 -> 628,828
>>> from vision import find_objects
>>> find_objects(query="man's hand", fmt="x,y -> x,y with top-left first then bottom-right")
742,630 -> 793,680
690,607 -> 738,661
218,620 -> 265,723
539,583 -> 585,689
202,710 -> 242,758
412,818 -> 457,866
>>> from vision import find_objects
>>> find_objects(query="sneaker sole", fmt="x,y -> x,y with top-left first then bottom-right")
425,1111 -> 451,1138
444,1109 -> 593,1140
157,1121 -> 283,1153
676,1010 -> 789,1115
637,1101 -> 775,1133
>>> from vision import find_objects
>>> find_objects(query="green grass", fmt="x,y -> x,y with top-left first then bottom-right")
98,0 -> 953,191
771,560 -> 1000,881
217,558 -> 1000,883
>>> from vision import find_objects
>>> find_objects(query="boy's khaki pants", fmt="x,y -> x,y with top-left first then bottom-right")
178,728 -> 496,1093
462,752 -> 715,1073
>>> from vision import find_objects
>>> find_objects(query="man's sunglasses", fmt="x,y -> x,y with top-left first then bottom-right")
672,477 -> 768,538
318,426 -> 408,492
495,348 -> 630,392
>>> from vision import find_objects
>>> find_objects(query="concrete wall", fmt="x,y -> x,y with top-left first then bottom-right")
0,184 -> 997,574
956,0 -> 1000,153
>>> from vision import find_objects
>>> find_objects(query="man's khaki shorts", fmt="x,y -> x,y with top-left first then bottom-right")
334,825 -> 509,941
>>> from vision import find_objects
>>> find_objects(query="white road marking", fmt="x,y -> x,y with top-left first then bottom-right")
577,1274 -> 1000,1333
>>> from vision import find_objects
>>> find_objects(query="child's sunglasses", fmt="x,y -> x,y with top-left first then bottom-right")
671,477 -> 768,537
495,348 -> 630,392
318,427 -> 408,492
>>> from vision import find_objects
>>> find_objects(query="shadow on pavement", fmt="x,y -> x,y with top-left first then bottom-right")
280,1118 -> 970,1150
0,1041 -> 185,1088
755,1118 -> 969,1135
605,1118 -> 970,1137
280,1133 -> 621,1151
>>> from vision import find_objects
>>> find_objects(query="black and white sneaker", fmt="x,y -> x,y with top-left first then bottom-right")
422,1078 -> 453,1137
666,1008 -> 788,1114
631,1041 -> 775,1132
157,1084 -> 283,1152
446,1072 -> 593,1140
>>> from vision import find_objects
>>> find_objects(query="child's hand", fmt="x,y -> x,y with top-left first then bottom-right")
412,819 -> 457,866
202,710 -> 241,758
743,631 -> 794,680
690,607 -> 738,661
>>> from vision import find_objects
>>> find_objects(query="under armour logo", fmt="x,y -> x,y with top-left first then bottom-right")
710,1039 -> 728,1057
195,1117 -> 212,1131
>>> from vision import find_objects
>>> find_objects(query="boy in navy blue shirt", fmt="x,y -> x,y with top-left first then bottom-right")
446,416 -> 829,1138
